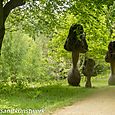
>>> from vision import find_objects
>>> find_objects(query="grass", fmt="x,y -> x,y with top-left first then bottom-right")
0,72 -> 112,115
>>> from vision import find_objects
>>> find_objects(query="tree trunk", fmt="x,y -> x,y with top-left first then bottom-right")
0,26 -> 5,54
0,1 -> 4,54
0,0 -> 25,54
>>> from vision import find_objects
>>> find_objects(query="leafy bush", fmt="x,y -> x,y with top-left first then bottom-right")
1,31 -> 50,84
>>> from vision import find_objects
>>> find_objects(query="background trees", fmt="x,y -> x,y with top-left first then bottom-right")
0,0 -> 115,84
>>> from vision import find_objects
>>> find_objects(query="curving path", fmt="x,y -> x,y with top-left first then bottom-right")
52,87 -> 115,115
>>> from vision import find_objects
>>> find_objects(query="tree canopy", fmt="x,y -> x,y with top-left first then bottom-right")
0,0 -> 115,83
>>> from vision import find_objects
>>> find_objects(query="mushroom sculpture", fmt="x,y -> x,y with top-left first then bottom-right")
82,58 -> 95,88
105,41 -> 115,85
64,23 -> 88,86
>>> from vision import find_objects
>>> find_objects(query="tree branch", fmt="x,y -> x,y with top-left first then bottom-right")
3,0 -> 25,23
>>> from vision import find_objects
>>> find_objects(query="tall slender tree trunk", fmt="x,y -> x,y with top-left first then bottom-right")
0,26 -> 5,54
0,0 -> 25,55
0,25 -> 5,52
0,1 -> 5,54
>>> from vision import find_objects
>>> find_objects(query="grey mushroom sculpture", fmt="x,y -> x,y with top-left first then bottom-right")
82,58 -> 95,88
64,23 -> 88,86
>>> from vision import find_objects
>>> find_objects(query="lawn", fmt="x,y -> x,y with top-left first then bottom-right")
0,72 -> 110,115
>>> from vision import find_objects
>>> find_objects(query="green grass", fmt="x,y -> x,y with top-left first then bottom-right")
0,73 -> 112,115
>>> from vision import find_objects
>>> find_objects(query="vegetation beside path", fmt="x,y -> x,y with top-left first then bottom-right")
0,72 -> 111,114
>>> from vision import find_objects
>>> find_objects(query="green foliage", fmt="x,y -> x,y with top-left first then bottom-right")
0,74 -> 110,113
1,0 -> 115,113
0,31 -> 50,84
1,32 -> 27,81
5,0 -> 70,39
47,10 -> 110,78
1,0 -> 114,82
106,1 -> 115,38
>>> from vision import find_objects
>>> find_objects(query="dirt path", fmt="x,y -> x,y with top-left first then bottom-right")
52,87 -> 115,115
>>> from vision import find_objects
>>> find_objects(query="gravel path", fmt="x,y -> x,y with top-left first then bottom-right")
52,87 -> 115,115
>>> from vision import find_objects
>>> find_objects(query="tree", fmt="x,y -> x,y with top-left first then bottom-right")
0,0 -> 25,54
0,0 -> 115,55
